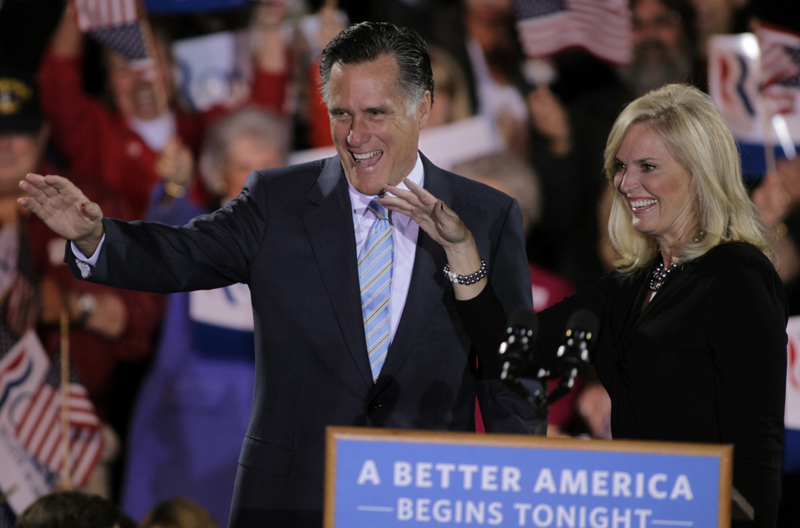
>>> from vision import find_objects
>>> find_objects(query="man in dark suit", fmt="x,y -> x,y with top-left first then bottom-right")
20,22 -> 539,528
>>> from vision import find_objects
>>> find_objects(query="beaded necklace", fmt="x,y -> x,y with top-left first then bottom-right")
649,262 -> 678,292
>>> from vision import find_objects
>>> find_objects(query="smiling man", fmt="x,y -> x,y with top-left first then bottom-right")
19,22 -> 537,528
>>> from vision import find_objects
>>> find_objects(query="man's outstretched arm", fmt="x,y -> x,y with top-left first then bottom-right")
19,173 -> 105,257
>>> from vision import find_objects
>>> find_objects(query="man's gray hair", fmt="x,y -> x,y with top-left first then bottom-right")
319,21 -> 434,114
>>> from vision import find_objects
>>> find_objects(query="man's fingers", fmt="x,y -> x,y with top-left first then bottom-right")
17,196 -> 42,215
19,178 -> 51,204
379,195 -> 422,219
23,173 -> 75,198
401,179 -> 439,208
385,182 -> 436,213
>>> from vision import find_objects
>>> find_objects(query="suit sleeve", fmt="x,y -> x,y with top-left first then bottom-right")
705,249 -> 787,527
66,171 -> 270,293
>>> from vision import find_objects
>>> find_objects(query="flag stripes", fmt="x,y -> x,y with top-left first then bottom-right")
75,0 -> 139,31
514,0 -> 632,65
757,23 -> 800,115
14,356 -> 103,488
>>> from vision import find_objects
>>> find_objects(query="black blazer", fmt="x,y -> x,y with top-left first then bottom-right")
534,242 -> 787,528
68,153 -> 537,527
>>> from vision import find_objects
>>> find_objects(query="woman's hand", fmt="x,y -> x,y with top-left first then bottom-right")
576,383 -> 612,439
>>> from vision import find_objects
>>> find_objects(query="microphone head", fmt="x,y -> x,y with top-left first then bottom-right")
508,308 -> 538,337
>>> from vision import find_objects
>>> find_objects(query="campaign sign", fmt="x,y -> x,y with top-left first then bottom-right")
325,428 -> 733,528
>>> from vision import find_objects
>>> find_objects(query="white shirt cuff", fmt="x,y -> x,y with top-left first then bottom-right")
70,235 -> 106,278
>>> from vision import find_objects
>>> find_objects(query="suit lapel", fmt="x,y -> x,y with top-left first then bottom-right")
303,157 -> 373,388
374,154 -> 464,390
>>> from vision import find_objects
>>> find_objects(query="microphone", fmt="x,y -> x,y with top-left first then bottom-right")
499,308 -> 538,383
499,309 -> 546,410
547,310 -> 599,404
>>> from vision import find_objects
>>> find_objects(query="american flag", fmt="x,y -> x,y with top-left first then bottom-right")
757,23 -> 800,115
14,354 -> 104,488
513,0 -> 632,65
75,0 -> 139,31
73,0 -> 149,61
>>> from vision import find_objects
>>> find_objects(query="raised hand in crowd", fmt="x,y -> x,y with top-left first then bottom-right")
751,170 -> 789,230
39,274 -> 127,339
774,156 -> 800,208
752,156 -> 800,284
527,84 -> 572,157
318,0 -> 348,51
253,0 -> 289,74
156,136 -> 194,201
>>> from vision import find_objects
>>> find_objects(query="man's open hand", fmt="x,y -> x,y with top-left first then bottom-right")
19,174 -> 105,257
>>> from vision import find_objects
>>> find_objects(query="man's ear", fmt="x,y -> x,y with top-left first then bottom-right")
418,90 -> 432,130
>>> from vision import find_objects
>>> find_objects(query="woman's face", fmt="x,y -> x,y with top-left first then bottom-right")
224,136 -> 283,202
613,123 -> 697,248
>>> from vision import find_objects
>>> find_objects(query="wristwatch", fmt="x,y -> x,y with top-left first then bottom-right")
76,292 -> 97,326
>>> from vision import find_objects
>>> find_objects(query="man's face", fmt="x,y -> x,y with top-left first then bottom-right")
328,54 -> 431,196
0,131 -> 44,196
619,0 -> 693,95
631,0 -> 683,65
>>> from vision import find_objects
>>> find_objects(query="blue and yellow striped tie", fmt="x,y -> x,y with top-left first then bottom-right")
358,201 -> 393,382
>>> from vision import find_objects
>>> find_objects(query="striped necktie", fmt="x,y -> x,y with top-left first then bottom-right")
358,201 -> 393,382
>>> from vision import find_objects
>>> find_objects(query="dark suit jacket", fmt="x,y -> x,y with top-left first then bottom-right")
534,242 -> 787,528
68,153 -> 537,527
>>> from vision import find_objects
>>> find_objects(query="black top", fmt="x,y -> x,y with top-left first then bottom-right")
460,242 -> 788,527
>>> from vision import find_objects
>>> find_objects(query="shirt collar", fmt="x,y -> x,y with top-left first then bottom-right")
346,153 -> 424,228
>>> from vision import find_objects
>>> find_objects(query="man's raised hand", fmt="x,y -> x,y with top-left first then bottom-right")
18,174 -> 105,257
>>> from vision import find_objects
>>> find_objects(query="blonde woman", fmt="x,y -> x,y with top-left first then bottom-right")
454,84 -> 786,527
529,84 -> 787,527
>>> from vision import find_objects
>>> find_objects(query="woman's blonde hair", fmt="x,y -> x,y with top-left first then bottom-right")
603,83 -> 771,272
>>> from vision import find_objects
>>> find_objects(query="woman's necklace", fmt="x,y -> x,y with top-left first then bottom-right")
649,262 -> 678,291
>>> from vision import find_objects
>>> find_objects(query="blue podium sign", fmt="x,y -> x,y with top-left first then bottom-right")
324,427 -> 733,528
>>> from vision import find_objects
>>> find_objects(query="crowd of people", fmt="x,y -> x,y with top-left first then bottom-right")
2,0 -> 800,527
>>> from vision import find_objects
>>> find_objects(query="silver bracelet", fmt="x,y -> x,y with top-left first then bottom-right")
443,259 -> 487,285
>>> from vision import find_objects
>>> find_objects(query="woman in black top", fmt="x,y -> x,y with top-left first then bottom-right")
537,84 -> 787,528
384,83 -> 787,527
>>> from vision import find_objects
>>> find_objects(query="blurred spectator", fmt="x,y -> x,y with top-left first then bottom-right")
453,151 -> 578,436
526,83 -> 572,157
198,107 -> 289,205
304,2 -> 349,148
525,61 -> 630,290
0,70 -> 164,497
37,2 -> 288,218
15,491 -> 135,528
121,108 -> 289,526
462,0 -> 529,155
617,0 -> 699,96
689,0 -> 751,62
520,0 -> 703,289
751,157 -> 800,301
748,155 -> 800,528
427,45 -> 472,128
139,497 -> 219,528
